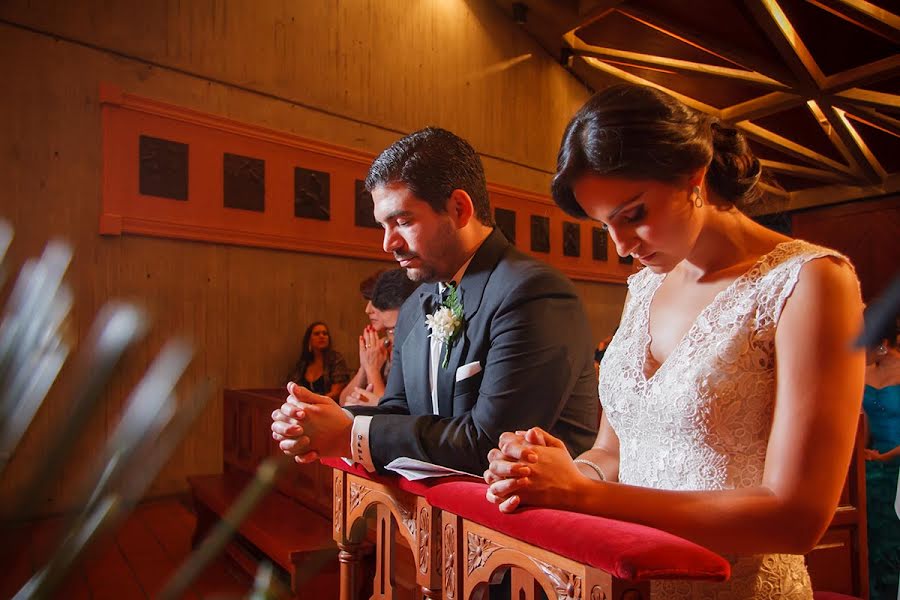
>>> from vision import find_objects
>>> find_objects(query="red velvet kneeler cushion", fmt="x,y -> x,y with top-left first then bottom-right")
426,480 -> 731,582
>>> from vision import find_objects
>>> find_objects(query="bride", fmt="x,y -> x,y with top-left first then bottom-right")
483,84 -> 865,599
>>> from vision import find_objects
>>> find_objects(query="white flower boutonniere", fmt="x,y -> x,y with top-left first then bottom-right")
425,284 -> 464,368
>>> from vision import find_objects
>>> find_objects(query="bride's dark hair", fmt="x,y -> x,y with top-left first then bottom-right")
551,83 -> 763,218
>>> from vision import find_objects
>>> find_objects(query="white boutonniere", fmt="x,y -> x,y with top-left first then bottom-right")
425,284 -> 464,368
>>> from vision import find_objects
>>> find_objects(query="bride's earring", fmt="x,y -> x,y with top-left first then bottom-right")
876,343 -> 888,356
692,185 -> 703,208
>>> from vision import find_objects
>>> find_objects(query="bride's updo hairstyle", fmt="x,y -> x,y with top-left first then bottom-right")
551,83 -> 763,218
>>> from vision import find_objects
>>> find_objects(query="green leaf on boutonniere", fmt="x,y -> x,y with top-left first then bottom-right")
440,284 -> 464,368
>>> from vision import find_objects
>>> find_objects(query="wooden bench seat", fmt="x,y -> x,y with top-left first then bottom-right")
188,471 -> 339,595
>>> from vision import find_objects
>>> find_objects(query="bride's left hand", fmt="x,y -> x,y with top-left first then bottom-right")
485,427 -> 590,513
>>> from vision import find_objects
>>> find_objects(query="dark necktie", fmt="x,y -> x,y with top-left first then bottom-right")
424,282 -> 456,316
440,281 -> 457,303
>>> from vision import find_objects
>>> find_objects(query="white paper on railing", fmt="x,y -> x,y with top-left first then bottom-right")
384,457 -> 481,481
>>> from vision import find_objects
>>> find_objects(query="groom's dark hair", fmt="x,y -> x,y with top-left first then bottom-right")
365,127 -> 494,226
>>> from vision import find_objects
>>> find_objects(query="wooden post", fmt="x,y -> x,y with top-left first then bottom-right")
338,541 -> 367,600
510,568 -> 539,600
441,512 -> 462,600
416,497 -> 442,599
372,503 -> 398,599
334,469 -> 366,600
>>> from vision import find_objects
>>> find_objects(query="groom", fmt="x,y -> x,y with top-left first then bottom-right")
271,127 -> 598,474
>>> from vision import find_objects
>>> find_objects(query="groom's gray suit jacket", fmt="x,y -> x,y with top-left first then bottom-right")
346,228 -> 598,474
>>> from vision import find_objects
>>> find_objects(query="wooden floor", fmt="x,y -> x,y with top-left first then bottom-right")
1,498 -> 254,599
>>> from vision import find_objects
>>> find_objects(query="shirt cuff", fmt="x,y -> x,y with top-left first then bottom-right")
350,415 -> 376,472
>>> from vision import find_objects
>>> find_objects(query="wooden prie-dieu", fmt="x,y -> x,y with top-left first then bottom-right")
192,390 -> 867,599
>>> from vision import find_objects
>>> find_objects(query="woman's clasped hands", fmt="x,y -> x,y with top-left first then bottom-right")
484,427 -> 597,514
359,325 -> 389,375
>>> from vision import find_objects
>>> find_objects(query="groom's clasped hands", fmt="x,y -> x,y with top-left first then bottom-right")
271,381 -> 353,464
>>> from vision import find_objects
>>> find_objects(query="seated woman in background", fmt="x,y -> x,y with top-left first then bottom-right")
341,268 -> 418,406
862,316 -> 900,600
484,83 -> 865,599
287,321 -> 349,403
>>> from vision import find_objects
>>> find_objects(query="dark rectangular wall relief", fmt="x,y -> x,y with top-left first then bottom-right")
294,167 -> 330,220
592,227 -> 608,261
495,208 -> 516,245
139,135 -> 188,201
354,179 -> 379,228
563,222 -> 580,257
224,152 -> 265,212
530,215 -> 550,253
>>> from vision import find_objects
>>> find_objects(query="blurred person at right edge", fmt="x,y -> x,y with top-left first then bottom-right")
863,312 -> 900,600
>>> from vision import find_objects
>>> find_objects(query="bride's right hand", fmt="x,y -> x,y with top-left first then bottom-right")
484,429 -> 550,509
487,428 -> 592,513
485,432 -> 532,481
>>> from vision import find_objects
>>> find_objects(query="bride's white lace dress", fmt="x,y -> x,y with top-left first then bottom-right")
600,240 -> 853,599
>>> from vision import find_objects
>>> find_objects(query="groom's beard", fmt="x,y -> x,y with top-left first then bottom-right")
398,254 -> 441,283
396,255 -> 432,283
396,221 -> 460,283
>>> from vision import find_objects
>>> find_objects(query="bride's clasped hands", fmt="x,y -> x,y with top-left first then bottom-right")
484,427 -> 598,514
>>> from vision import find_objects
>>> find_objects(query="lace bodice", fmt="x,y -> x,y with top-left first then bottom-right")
599,240 -> 853,599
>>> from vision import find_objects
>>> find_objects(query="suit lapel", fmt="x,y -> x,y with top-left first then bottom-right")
403,289 -> 437,415
459,228 -> 508,320
434,228 -> 509,416
435,328 -> 467,416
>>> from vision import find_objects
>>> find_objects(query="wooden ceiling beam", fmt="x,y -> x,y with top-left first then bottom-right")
758,182 -> 792,198
737,121 -> 856,174
565,36 -> 789,89
823,55 -> 900,93
759,159 -> 857,183
720,91 -> 806,122
806,0 -> 900,45
806,100 -> 871,180
576,0 -> 626,25
835,104 -> 900,139
579,56 -> 721,115
819,103 -> 888,183
835,88 -> 900,110
771,173 -> 900,213
741,0 -> 825,91
615,5 -> 795,85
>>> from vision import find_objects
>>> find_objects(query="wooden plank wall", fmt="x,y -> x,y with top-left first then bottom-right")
0,0 -> 626,515
792,195 -> 900,304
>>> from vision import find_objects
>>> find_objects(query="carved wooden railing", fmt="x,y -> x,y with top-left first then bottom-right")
331,467 -> 441,600
323,459 -> 731,600
229,391 -> 866,599
445,516 -> 642,600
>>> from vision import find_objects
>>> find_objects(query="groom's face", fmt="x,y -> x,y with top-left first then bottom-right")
372,183 -> 461,283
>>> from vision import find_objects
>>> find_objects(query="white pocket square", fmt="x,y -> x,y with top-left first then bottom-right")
455,361 -> 482,382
